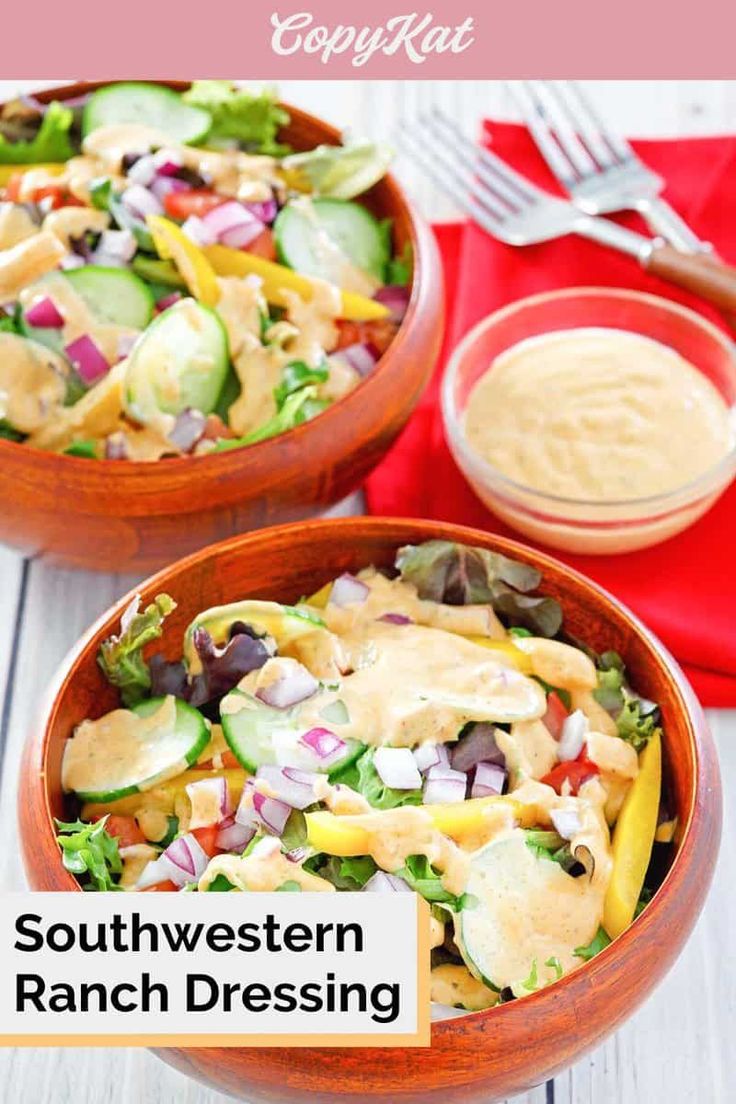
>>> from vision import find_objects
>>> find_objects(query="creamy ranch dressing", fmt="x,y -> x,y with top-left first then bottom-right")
464,327 -> 734,500
20,272 -> 137,368
0,332 -> 68,432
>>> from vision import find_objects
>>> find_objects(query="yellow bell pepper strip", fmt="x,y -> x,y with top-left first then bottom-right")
0,163 -> 64,187
306,796 -> 537,856
465,635 -> 533,674
305,582 -> 332,609
146,215 -> 220,307
603,730 -> 662,939
204,242 -> 390,322
80,767 -> 248,822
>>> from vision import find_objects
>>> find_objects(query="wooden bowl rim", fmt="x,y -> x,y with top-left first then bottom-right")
0,80 -> 428,479
22,516 -> 722,1038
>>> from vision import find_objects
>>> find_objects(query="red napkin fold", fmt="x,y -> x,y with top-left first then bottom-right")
367,123 -> 736,707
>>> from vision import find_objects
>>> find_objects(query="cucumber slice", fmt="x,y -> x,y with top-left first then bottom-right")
132,255 -> 187,291
184,600 -> 325,672
457,829 -> 605,994
62,696 -> 209,803
274,198 -> 390,283
65,266 -> 155,330
123,298 -> 229,425
83,82 -> 211,145
220,690 -> 362,777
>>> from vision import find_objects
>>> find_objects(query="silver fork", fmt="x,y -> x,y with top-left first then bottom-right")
398,109 -> 736,316
508,80 -> 709,254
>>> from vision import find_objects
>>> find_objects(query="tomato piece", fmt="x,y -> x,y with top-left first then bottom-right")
335,318 -> 397,355
245,228 -> 277,261
142,880 -> 178,892
163,189 -> 224,220
191,824 -> 220,857
197,749 -> 241,770
540,759 -> 600,796
543,691 -> 569,741
93,814 -> 146,848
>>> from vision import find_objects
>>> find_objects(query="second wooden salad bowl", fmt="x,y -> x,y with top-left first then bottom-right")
0,82 -> 444,573
19,517 -> 721,1102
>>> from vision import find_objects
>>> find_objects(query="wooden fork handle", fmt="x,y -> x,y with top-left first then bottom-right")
645,244 -> 736,314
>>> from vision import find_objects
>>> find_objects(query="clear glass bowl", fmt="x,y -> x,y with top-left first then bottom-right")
441,287 -> 736,554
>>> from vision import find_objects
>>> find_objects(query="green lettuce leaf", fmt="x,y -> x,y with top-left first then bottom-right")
574,926 -> 611,961
617,698 -> 661,752
395,539 -> 563,637
281,140 -> 392,199
0,101 -> 75,164
0,419 -> 23,442
273,360 -> 328,410
214,386 -> 320,450
206,873 -> 237,892
97,593 -> 177,706
55,817 -> 123,892
334,747 -> 423,811
183,82 -> 290,154
312,855 -> 377,890
395,854 -> 465,910
592,651 -> 661,751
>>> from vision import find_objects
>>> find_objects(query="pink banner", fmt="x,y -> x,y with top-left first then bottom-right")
3,0 -> 735,78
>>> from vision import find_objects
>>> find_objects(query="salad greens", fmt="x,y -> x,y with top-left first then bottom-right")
97,594 -> 176,707
55,817 -> 123,892
183,81 -> 290,155
0,100 -> 74,164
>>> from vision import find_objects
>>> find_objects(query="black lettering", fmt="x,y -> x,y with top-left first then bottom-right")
49,982 -> 81,1012
205,923 -> 235,952
236,922 -> 261,952
283,923 -> 311,952
370,983 -> 399,1024
340,982 -> 367,1014
110,983 -> 137,1013
298,982 -> 323,1012
14,914 -> 43,952
130,912 -> 159,952
241,983 -> 270,1012
46,923 -> 75,952
335,922 -> 363,953
263,914 -> 281,951
187,974 -> 219,1011
272,982 -> 297,1013
161,922 -> 205,953
16,974 -> 44,1010
141,971 -> 169,1013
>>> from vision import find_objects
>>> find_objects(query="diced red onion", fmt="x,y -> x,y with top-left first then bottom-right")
374,284 -> 410,323
299,726 -> 346,763
161,832 -> 209,886
156,291 -> 182,313
242,198 -> 278,224
153,148 -> 184,175
256,662 -> 318,710
329,572 -> 369,608
558,710 -> 588,762
374,747 -> 422,790
550,807 -> 583,841
126,154 -> 157,187
168,408 -> 206,451
251,836 -> 281,859
413,743 -> 449,774
215,818 -> 255,853
363,871 -> 411,893
116,333 -> 138,361
122,184 -> 163,219
185,776 -> 230,827
252,791 -> 291,835
93,228 -> 137,266
256,764 -> 318,810
65,334 -> 109,384
234,779 -> 258,828
221,222 -> 265,250
182,215 -> 217,247
136,854 -> 175,889
150,175 -> 190,202
202,201 -> 261,242
340,342 -> 380,378
60,253 -> 85,271
25,296 -> 64,328
423,766 -> 467,805
285,846 -> 308,864
378,612 -> 412,625
471,761 -> 506,798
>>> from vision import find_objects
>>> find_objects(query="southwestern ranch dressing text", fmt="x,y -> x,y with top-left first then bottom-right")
464,328 -> 733,500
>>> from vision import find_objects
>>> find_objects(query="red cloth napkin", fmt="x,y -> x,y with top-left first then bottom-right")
367,123 -> 736,707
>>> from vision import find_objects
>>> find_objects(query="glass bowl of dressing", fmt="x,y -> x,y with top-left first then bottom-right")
442,287 -> 736,554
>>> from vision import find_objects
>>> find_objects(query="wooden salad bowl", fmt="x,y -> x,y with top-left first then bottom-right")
0,83 -> 444,573
19,517 -> 721,1101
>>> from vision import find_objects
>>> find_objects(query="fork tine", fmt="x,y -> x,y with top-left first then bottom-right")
396,126 -> 505,237
506,81 -> 580,190
563,81 -> 633,164
527,81 -> 597,178
429,107 -> 541,207
411,117 -> 511,221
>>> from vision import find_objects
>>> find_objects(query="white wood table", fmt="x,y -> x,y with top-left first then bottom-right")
0,80 -> 733,1104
